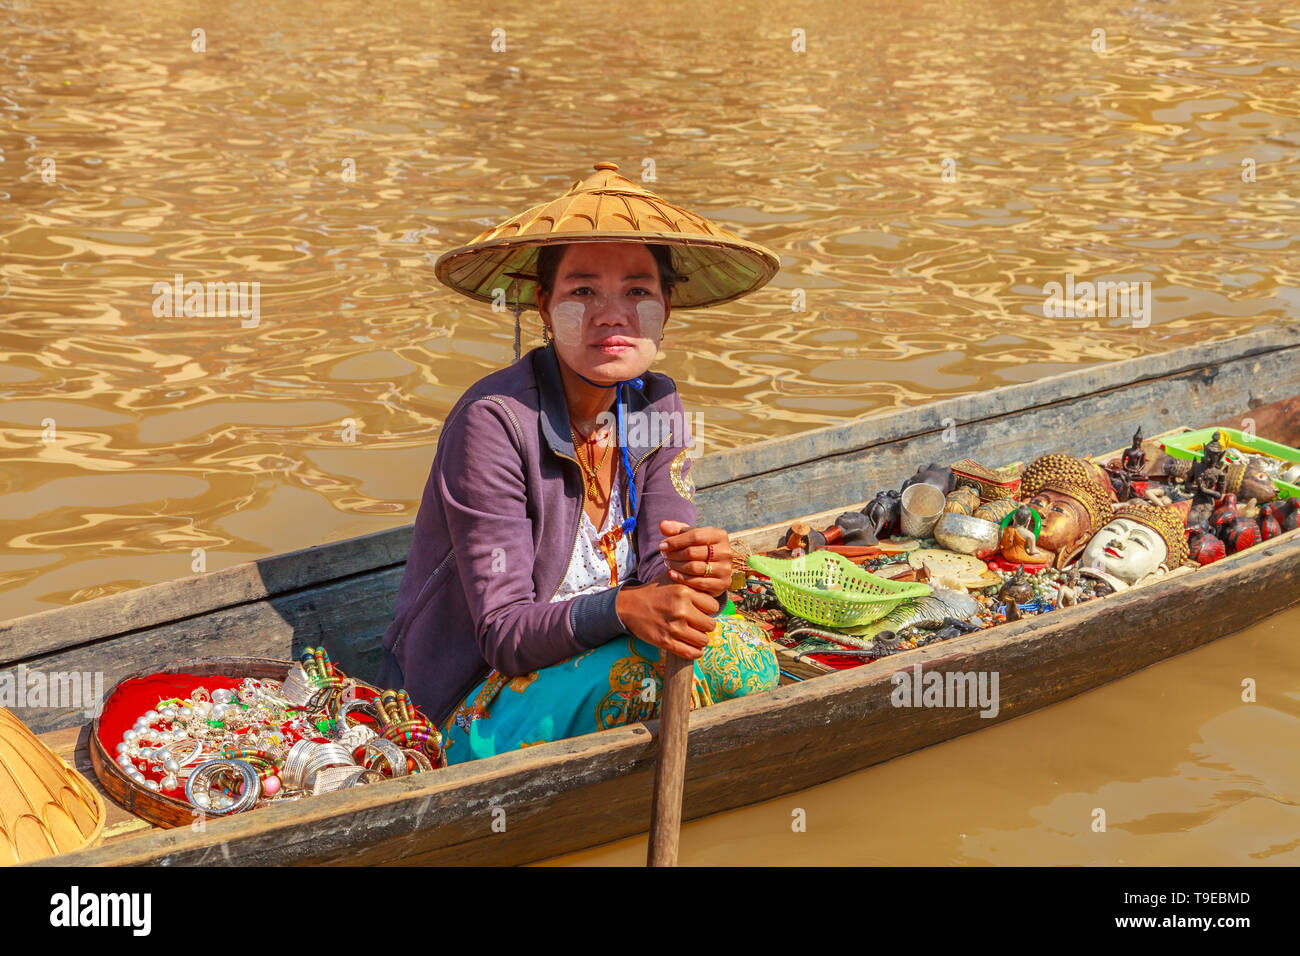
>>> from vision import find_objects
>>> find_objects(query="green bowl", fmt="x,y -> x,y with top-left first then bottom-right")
746,549 -> 931,628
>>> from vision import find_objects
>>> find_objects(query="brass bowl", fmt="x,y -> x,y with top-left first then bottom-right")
933,513 -> 1000,555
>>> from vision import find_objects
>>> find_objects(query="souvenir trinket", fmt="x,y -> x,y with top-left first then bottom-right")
833,512 -> 879,547
942,486 -> 982,516
862,489 -> 902,539
901,463 -> 956,496
1020,453 -> 1117,569
1080,502 -> 1189,586
997,504 -> 1053,567
1258,508 -> 1284,541
1186,526 -> 1226,565
1217,509 -> 1260,554
1223,458 -> 1279,504
1121,426 -> 1147,474
998,565 -> 1034,610
973,498 -> 1018,525
1056,569 -> 1080,608
104,659 -> 440,825
951,458 -> 1024,500
781,521 -> 824,556
900,484 -> 945,539
906,548 -> 998,584
933,512 -> 1001,556
374,690 -> 445,766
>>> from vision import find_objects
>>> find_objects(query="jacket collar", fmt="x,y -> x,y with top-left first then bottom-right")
532,343 -> 655,465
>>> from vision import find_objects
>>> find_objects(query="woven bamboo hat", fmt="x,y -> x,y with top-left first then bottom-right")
1,708 -> 105,864
433,162 -> 781,315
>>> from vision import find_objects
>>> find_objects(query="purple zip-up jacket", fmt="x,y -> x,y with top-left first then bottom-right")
376,343 -> 699,725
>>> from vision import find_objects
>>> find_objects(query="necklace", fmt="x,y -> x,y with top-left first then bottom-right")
598,527 -> 624,587
570,415 -> 628,585
570,421 -> 611,503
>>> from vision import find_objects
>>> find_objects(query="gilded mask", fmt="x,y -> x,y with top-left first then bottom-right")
1025,490 -> 1093,556
1020,453 -> 1116,567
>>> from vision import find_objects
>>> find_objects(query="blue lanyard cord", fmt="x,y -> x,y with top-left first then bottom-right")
570,367 -> 643,539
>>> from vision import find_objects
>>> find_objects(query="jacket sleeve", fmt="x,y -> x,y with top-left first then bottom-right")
436,397 -> 628,677
630,388 -> 700,585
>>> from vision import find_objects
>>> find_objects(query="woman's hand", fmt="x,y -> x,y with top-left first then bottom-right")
658,519 -> 732,597
616,572 -> 719,660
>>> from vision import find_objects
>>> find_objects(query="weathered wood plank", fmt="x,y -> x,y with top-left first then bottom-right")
6,568 -> 401,733
0,526 -> 412,664
37,529 -> 1300,867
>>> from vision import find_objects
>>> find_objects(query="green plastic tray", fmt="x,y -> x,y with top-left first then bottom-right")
747,549 -> 931,628
1161,427 -> 1299,500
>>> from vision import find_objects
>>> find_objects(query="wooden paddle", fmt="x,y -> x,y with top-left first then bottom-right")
647,520 -> 725,866
647,648 -> 694,866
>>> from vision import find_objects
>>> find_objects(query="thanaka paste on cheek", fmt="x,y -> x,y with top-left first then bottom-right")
551,301 -> 585,347
636,300 -> 666,345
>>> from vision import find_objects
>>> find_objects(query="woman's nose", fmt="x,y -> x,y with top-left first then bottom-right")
585,293 -> 636,324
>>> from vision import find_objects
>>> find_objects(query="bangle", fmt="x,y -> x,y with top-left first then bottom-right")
186,758 -> 259,815
310,765 -> 367,795
282,740 -> 318,789
362,739 -> 408,777
402,748 -> 434,774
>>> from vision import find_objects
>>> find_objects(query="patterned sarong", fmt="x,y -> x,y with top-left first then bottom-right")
441,599 -> 778,764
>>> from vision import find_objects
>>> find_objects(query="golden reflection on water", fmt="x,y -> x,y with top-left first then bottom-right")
1,2 -> 1298,611
547,604 -> 1300,866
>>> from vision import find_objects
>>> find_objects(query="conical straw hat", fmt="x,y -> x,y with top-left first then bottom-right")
433,162 -> 780,311
1,708 -> 105,864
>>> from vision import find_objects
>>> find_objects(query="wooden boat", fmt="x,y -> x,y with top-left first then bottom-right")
5,326 -> 1299,866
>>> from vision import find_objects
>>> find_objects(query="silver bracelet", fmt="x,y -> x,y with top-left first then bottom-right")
185,758 -> 259,816
362,738 -> 408,777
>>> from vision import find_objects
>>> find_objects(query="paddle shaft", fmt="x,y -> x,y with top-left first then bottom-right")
647,649 -> 694,866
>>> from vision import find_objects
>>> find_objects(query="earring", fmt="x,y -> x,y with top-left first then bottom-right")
542,325 -> 553,345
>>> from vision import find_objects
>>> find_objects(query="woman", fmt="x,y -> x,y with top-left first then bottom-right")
377,163 -> 782,763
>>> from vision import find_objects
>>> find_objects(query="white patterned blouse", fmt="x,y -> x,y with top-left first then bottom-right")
550,466 -> 637,604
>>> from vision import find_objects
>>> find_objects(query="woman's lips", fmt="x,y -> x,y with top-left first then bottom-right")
592,337 -> 635,353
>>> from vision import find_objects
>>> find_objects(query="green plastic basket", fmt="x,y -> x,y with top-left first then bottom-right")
1161,427 -> 1299,500
747,549 -> 932,628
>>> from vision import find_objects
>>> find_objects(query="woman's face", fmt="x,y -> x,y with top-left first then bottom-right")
538,242 -> 670,385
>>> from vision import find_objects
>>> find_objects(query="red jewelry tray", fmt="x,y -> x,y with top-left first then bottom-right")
90,657 -> 383,829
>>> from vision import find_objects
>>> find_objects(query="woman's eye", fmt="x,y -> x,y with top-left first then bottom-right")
628,287 -> 652,296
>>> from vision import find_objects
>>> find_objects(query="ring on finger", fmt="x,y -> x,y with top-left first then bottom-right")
704,561 -> 712,577
707,543 -> 714,561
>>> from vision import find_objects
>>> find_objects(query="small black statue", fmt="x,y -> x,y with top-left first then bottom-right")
862,489 -> 903,539
901,462 -> 956,495
1121,426 -> 1146,475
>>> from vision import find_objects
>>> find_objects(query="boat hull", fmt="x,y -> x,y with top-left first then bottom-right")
37,528 -> 1300,866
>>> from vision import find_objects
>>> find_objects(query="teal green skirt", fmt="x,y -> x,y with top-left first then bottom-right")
441,600 -> 779,765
